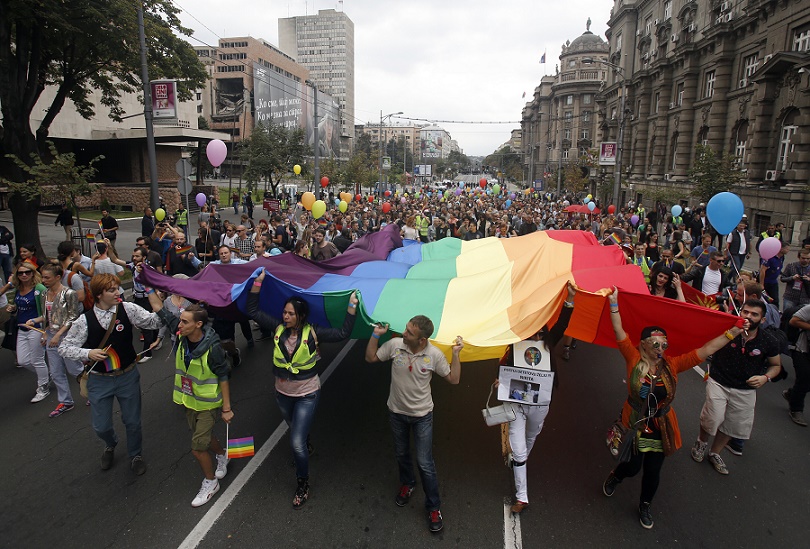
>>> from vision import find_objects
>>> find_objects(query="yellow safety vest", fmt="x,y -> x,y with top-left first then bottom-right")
176,209 -> 188,226
416,215 -> 430,236
173,345 -> 221,411
273,324 -> 319,374
633,256 -> 651,282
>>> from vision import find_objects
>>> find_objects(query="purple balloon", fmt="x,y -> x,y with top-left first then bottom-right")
195,193 -> 207,208
454,188 -> 462,196
206,139 -> 227,167
509,193 -> 516,200
630,214 -> 639,226
400,197 -> 406,204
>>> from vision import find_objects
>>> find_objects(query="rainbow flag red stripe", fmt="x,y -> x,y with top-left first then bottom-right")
175,245 -> 193,254
227,436 -> 255,458
102,347 -> 122,372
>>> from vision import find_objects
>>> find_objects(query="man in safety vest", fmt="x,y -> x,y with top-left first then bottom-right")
415,210 -> 430,243
630,243 -> 652,283
148,290 -> 233,508
175,205 -> 188,238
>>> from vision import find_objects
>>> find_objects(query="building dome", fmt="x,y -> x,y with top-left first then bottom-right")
568,30 -> 607,51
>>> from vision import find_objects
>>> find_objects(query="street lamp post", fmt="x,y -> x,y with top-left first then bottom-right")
306,80 -> 319,194
379,111 -> 402,194
583,57 -> 628,209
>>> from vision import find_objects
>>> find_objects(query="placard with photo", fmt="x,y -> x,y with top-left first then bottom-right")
497,366 -> 554,406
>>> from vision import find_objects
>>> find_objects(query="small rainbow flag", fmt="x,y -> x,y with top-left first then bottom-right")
227,436 -> 255,459
102,347 -> 122,372
85,232 -> 96,240
98,220 -> 104,231
175,244 -> 193,254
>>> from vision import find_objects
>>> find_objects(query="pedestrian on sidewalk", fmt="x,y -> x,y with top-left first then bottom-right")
55,204 -> 74,242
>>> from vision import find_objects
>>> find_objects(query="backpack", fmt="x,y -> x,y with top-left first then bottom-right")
68,271 -> 94,311
781,305 -> 804,347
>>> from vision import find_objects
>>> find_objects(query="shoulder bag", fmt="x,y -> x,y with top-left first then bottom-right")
482,382 -> 517,427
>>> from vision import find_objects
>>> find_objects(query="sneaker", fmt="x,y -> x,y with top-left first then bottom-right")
395,484 -> 415,507
191,478 -> 220,507
510,501 -> 528,514
638,502 -> 654,529
602,471 -> 621,497
137,353 -> 152,364
153,338 -> 164,351
215,453 -> 230,479
30,384 -> 50,403
293,477 -> 309,509
789,411 -> 808,427
101,446 -> 115,470
708,453 -> 729,475
725,439 -> 744,456
131,455 -> 147,476
49,403 -> 75,418
428,510 -> 443,533
562,345 -> 571,361
690,440 -> 708,463
232,348 -> 241,368
782,389 -> 791,403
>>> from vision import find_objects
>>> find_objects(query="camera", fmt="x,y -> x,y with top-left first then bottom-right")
715,295 -> 727,305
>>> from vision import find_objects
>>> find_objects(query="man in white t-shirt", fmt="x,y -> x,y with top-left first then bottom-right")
682,251 -> 730,296
365,317 -> 463,534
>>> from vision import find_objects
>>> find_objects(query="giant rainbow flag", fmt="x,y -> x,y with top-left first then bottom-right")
139,224 -> 739,361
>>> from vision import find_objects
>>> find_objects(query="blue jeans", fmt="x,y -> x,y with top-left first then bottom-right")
389,410 -> 441,511
276,390 -> 320,479
87,367 -> 143,458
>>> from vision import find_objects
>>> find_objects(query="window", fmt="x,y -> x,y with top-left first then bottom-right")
611,107 -> 617,120
705,70 -> 716,98
743,54 -> 759,79
580,128 -> 590,140
670,137 -> 677,171
645,17 -> 653,36
664,0 -> 672,20
735,139 -> 747,168
582,110 -> 591,122
566,95 -> 573,105
794,27 -> 810,52
778,125 -> 797,171
564,111 -> 573,126
616,33 -> 623,51
654,92 -> 660,113
562,148 -> 570,160
564,128 -> 572,140
676,82 -> 684,106
196,92 -> 202,101
583,94 -> 592,105
197,105 -> 203,114
568,60 -> 577,68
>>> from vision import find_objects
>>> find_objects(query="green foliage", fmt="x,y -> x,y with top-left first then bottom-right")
484,146 -> 522,183
344,151 -> 377,192
198,116 -> 210,130
241,122 -> 310,196
689,144 -> 744,203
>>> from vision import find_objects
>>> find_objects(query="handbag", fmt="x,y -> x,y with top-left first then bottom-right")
606,416 -> 636,463
77,307 -> 118,398
482,383 -> 517,427
2,313 -> 17,351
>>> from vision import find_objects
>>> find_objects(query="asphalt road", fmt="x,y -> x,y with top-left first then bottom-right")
2,325 -> 809,548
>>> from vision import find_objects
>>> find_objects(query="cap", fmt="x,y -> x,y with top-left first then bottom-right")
640,326 -> 667,340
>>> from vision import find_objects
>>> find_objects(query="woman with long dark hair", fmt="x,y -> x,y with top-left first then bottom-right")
648,266 -> 685,302
247,269 -> 358,508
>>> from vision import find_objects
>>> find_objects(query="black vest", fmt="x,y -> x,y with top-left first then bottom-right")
85,303 -> 137,373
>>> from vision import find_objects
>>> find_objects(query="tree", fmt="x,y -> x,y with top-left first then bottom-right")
485,146 -> 522,184
344,151 -> 376,194
689,144 -> 743,203
3,142 -> 103,243
0,0 -> 208,254
241,121 -> 310,197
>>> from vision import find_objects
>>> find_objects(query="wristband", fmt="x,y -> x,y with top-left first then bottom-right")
609,303 -> 619,308
222,409 -> 232,413
724,330 -> 735,341
371,333 -> 380,339
563,300 -> 574,308
610,310 -> 620,314
764,375 -> 771,382
348,303 -> 356,308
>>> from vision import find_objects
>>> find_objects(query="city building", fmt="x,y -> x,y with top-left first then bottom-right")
521,24 -> 609,191
279,9 -> 355,158
599,0 -> 808,239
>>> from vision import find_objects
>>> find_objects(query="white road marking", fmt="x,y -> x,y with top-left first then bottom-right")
178,339 -> 358,549
503,501 -> 523,549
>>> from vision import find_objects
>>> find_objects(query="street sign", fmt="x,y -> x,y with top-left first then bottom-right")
382,156 -> 391,170
176,158 -> 193,195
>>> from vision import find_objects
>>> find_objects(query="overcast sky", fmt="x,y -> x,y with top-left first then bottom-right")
177,0 -> 610,157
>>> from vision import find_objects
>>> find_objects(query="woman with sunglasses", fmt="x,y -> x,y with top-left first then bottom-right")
247,269 -> 358,509
602,288 -> 741,529
6,261 -> 49,402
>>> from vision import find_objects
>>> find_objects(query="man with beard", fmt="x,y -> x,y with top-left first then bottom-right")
690,299 -> 781,475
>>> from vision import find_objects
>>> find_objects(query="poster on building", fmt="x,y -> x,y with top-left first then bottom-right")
253,67 -> 341,158
420,129 -> 444,159
599,142 -> 617,165
151,80 -> 177,122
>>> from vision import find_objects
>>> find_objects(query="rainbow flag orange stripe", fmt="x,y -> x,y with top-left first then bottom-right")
175,245 -> 193,254
227,436 -> 255,458
102,347 -> 122,372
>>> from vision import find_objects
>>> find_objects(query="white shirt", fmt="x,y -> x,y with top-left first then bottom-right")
702,266 -> 722,295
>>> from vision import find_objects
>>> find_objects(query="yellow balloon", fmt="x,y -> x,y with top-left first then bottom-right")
312,199 -> 326,219
293,164 -> 301,175
301,191 -> 316,211
587,194 -> 593,199
339,200 -> 347,213
155,208 -> 165,221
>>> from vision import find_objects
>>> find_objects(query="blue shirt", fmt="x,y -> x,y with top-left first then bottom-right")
15,288 -> 41,329
761,255 -> 784,284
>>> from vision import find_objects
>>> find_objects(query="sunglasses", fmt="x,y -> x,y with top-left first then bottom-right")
17,271 -> 33,275
648,340 -> 669,350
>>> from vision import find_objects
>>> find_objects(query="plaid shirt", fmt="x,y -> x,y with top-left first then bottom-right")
235,235 -> 255,258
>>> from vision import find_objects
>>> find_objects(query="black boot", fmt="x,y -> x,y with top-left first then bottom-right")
293,477 -> 309,509
602,471 -> 620,497
638,501 -> 654,529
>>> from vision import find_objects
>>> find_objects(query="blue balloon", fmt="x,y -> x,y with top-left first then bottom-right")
583,197 -> 590,204
706,192 -> 744,235
334,197 -> 340,205
587,201 -> 596,211
505,199 -> 512,208
671,204 -> 682,217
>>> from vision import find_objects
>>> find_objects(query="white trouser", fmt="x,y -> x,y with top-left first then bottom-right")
45,331 -> 84,405
17,328 -> 49,387
509,402 -> 550,503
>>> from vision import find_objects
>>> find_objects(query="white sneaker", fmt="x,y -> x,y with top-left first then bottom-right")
191,478 -> 220,507
153,339 -> 164,351
31,385 -> 50,403
215,453 -> 230,480
137,355 -> 152,364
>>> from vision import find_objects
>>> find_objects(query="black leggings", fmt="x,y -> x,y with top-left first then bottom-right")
614,450 -> 666,504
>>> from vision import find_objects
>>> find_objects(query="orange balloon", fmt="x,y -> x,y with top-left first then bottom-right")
301,191 -> 316,211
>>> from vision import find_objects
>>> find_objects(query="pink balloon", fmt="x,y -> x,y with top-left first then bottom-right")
400,197 -> 406,204
206,139 -> 228,167
759,236 -> 782,261
195,193 -> 207,208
